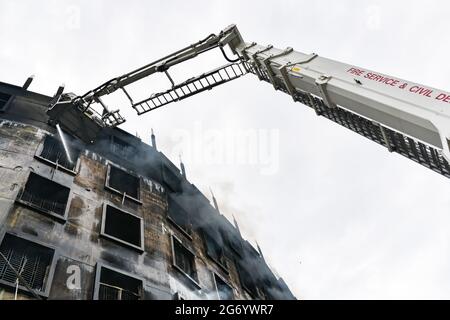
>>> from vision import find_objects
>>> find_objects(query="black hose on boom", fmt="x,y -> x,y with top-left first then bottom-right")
220,46 -> 240,63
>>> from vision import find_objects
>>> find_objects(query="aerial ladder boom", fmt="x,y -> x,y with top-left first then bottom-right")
48,25 -> 450,179
235,39 -> 450,178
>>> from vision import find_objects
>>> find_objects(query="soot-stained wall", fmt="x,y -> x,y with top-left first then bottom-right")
0,80 -> 296,300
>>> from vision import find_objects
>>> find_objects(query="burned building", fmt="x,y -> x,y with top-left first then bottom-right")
0,78 -> 296,300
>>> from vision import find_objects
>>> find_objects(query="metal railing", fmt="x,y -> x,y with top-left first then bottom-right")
98,283 -> 140,300
17,188 -> 67,216
40,149 -> 76,172
0,249 -> 46,299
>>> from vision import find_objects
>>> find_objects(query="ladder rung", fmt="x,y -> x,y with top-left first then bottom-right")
131,62 -> 248,115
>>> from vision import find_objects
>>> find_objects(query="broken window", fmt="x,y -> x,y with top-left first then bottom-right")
225,231 -> 243,258
0,92 -> 12,110
17,172 -> 70,219
163,164 -> 182,193
259,278 -> 283,300
202,227 -> 228,271
214,273 -> 233,300
101,204 -> 143,251
236,260 -> 259,298
167,196 -> 192,236
0,233 -> 55,295
106,165 -> 140,201
110,136 -> 137,159
172,236 -> 198,284
37,135 -> 80,172
96,265 -> 143,300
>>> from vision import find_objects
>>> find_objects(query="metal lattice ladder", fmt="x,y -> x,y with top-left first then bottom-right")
131,62 -> 248,115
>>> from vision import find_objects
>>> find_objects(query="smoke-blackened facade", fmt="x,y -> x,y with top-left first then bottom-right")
0,80 -> 295,300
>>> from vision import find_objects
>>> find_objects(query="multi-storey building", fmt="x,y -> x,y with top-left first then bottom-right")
0,78 -> 295,300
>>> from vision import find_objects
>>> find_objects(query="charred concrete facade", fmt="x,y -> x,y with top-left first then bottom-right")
0,80 -> 295,300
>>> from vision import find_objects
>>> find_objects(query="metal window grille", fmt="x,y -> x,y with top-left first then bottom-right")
0,92 -> 11,110
97,267 -> 142,300
203,230 -> 227,268
0,234 -> 53,293
167,196 -> 192,235
110,136 -> 137,159
17,173 -> 70,217
173,239 -> 197,281
40,135 -> 79,171
98,283 -> 140,300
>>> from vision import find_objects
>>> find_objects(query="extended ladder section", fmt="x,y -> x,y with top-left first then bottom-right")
47,24 -> 246,143
232,42 -> 450,179
132,62 -> 247,115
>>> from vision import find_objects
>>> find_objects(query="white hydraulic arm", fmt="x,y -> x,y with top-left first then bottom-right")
233,34 -> 450,179
48,25 -> 450,178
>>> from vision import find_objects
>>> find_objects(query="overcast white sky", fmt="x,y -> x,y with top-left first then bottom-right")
2,0 -> 450,299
